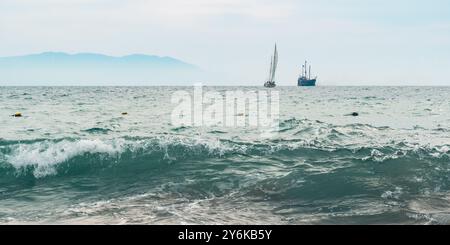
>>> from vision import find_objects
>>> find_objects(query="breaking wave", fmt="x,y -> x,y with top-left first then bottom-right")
0,133 -> 448,179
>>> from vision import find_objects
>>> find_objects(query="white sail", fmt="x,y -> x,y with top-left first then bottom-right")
271,44 -> 278,82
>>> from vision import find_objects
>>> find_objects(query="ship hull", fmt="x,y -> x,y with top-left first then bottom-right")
298,78 -> 316,87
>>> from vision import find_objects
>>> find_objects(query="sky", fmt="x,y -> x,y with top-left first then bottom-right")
1,0 -> 450,85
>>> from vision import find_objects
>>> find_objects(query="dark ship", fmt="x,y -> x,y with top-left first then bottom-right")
298,61 -> 317,86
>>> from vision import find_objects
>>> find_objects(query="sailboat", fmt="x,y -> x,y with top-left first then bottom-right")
264,44 -> 278,88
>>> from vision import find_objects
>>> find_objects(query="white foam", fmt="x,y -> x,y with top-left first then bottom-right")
6,139 -> 126,178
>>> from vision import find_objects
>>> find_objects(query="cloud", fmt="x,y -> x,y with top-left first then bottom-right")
0,0 -> 295,23
137,0 -> 294,20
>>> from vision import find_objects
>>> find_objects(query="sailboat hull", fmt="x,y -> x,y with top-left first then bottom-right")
264,81 -> 276,88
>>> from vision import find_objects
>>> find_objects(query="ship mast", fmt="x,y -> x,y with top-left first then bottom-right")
305,61 -> 308,78
309,65 -> 311,80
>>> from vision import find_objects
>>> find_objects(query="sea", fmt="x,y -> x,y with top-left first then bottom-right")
0,86 -> 449,224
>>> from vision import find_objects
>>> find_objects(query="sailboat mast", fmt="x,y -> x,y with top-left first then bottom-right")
309,65 -> 311,80
268,57 -> 273,82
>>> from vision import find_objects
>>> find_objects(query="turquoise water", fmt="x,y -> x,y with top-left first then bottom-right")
0,86 -> 449,224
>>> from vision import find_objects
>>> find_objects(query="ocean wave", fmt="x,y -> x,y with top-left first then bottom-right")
82,127 -> 113,134
0,135 -> 448,179
0,137 -> 232,178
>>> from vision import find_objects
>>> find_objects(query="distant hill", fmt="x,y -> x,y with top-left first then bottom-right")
0,52 -> 201,85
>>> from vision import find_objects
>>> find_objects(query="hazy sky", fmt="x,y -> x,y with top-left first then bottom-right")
1,0 -> 450,85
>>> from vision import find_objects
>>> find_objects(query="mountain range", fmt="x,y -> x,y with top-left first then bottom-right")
0,52 -> 201,85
